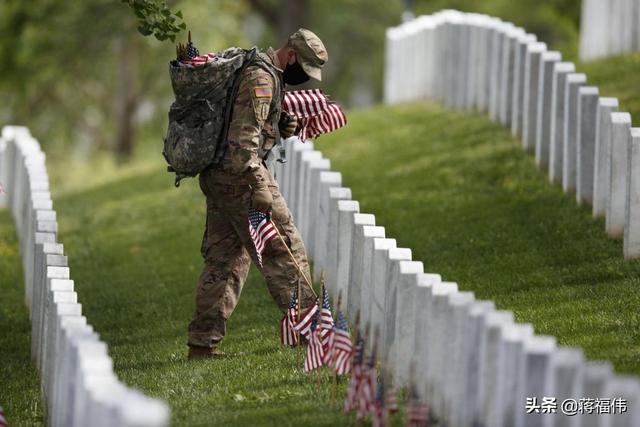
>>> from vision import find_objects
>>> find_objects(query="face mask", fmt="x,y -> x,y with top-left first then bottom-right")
283,61 -> 310,85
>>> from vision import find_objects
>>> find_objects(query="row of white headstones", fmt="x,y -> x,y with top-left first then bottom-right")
0,126 -> 169,426
265,13 -> 640,427
385,9 -> 640,260
579,0 -> 640,62
269,134 -> 640,427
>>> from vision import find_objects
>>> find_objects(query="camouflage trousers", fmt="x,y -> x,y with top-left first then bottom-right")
187,166 -> 316,348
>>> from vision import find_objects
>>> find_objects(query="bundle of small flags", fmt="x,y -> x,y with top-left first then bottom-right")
248,207 -> 278,267
283,89 -> 347,141
280,287 -> 299,346
176,31 -> 217,67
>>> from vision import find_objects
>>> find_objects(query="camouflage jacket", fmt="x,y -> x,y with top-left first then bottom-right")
206,48 -> 284,185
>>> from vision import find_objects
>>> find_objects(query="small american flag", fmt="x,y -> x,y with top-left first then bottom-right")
248,207 -> 277,267
357,351 -> 377,419
372,375 -> 388,427
344,330 -> 364,412
283,89 -> 347,141
328,310 -> 352,375
0,406 -> 6,427
405,383 -> 429,427
319,286 -> 334,361
304,309 -> 325,372
293,299 -> 319,339
280,287 -> 298,346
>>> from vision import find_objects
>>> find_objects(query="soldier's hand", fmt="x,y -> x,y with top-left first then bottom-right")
252,183 -> 273,214
278,112 -> 298,139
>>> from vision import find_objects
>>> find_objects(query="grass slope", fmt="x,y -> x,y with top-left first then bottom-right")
316,102 -> 640,375
43,156 -> 390,426
4,53 -> 640,425
0,210 -> 44,425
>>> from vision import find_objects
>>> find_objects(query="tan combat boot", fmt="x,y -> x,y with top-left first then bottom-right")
187,345 -> 226,360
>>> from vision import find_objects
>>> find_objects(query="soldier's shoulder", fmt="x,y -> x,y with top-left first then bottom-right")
242,65 -> 276,88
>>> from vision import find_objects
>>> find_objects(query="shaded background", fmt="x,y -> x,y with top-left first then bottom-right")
0,0 -> 581,162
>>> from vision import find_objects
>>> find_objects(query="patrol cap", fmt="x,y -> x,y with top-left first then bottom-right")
287,28 -> 328,81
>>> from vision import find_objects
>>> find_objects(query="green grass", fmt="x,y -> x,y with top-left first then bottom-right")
4,53 -> 640,425
36,153 -> 400,426
0,210 -> 45,425
315,101 -> 640,374
579,52 -> 640,119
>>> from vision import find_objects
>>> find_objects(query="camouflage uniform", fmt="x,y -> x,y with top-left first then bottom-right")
188,48 -> 315,348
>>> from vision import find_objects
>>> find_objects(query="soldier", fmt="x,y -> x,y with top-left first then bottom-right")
187,29 -> 328,359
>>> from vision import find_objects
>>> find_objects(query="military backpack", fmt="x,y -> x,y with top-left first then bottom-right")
163,46 -> 278,187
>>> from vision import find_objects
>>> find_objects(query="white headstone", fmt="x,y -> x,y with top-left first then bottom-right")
606,112 -> 632,238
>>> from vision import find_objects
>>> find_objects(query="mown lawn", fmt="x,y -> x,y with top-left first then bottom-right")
3,53 -> 640,425
41,154 -> 384,426
316,101 -> 640,375
0,210 -> 45,425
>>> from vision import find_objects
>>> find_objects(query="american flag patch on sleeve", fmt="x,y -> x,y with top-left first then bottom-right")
254,86 -> 272,98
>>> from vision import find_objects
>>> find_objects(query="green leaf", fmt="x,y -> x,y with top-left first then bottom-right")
179,22 -> 186,30
176,10 -> 183,19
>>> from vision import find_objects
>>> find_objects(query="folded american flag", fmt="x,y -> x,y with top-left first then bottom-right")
280,287 -> 299,346
248,207 -> 277,267
327,310 -> 352,374
283,89 -> 347,141
304,308 -> 325,372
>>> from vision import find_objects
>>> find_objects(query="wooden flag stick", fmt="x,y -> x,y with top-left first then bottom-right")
273,226 -> 318,298
331,290 -> 343,403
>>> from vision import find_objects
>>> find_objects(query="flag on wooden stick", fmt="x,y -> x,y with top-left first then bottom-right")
329,310 -> 352,375
319,284 -> 334,361
293,299 -> 319,339
304,306 -> 325,372
280,287 -> 299,346
344,329 -> 364,412
0,406 -> 7,427
248,207 -> 277,267
357,347 -> 377,419
405,382 -> 429,427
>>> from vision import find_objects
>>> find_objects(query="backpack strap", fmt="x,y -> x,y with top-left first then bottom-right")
211,47 -> 259,165
251,57 -> 285,163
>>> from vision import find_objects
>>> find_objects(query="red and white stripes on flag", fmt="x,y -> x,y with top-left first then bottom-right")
0,406 -> 7,427
293,302 -> 319,339
327,311 -> 352,375
179,52 -> 217,67
283,89 -> 347,141
280,288 -> 299,346
345,363 -> 361,412
357,366 -> 377,419
405,400 -> 429,427
304,327 -> 325,372
248,208 -> 278,267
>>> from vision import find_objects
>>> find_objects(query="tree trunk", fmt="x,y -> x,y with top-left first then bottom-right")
277,0 -> 309,43
114,34 -> 138,160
